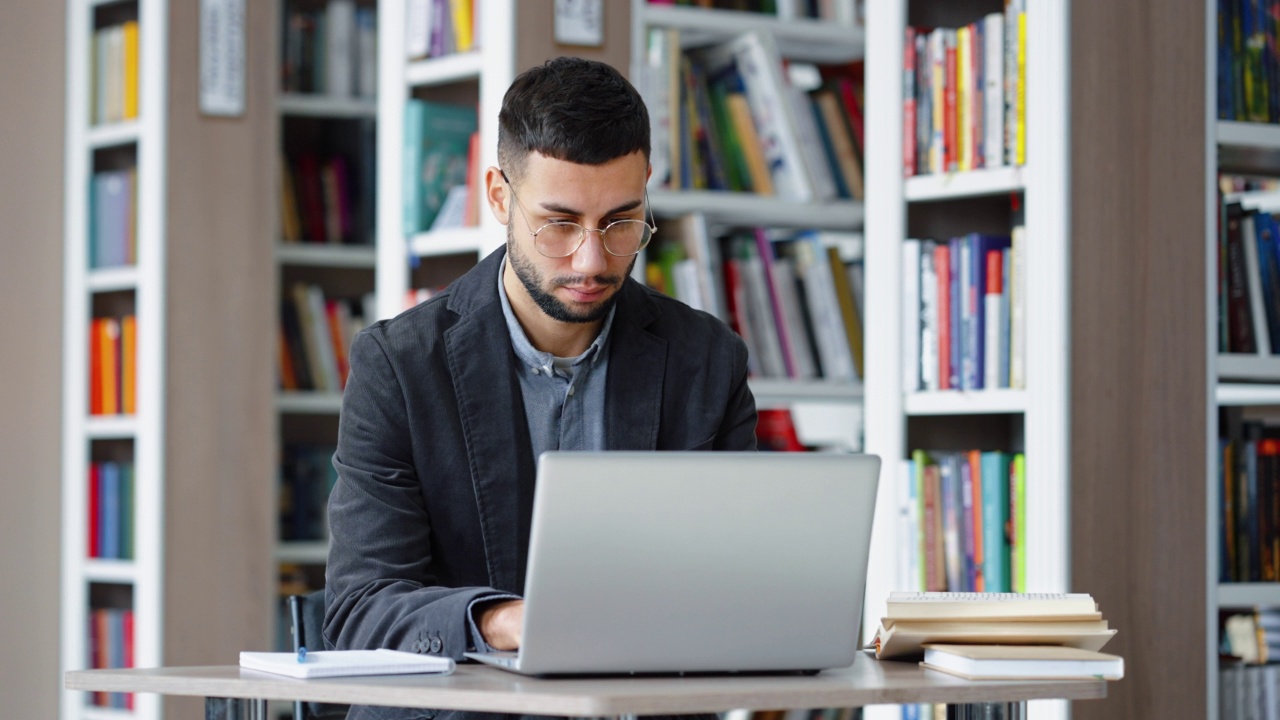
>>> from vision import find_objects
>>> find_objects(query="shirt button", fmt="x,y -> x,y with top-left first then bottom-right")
530,367 -> 539,375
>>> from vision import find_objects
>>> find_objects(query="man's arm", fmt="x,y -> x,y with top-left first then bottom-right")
714,334 -> 758,451
325,329 -> 512,659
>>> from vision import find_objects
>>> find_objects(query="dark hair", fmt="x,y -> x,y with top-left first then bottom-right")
498,57 -> 650,181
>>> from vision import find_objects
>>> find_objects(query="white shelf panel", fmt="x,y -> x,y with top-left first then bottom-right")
1218,121 -> 1280,150
277,94 -> 377,118
86,121 -> 141,149
87,266 -> 139,293
904,389 -> 1028,415
641,5 -> 864,63
749,379 -> 863,404
275,541 -> 330,565
275,243 -> 377,269
408,226 -> 487,258
275,392 -> 344,415
1217,121 -> 1280,172
1217,383 -> 1280,406
1218,353 -> 1280,382
84,415 -> 138,439
83,559 -> 138,584
1219,583 -> 1280,608
649,190 -> 863,229
904,166 -> 1026,202
405,52 -> 483,88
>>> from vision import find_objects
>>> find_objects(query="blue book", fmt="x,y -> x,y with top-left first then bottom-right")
938,456 -> 961,591
120,462 -> 133,559
980,451 -> 1011,592
110,609 -> 126,708
402,100 -> 426,234
965,234 -> 1012,390
100,462 -> 120,560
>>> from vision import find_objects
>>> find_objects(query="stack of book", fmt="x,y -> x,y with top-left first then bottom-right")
872,591 -> 1120,679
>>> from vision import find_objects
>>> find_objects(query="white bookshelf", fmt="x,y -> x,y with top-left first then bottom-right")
631,0 -> 867,455
277,94 -> 377,118
61,0 -> 166,718
375,1 -> 513,321
275,392 -> 346,415
274,243 -> 378,269
862,2 -> 1070,720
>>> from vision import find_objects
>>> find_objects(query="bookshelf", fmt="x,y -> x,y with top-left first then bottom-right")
630,0 -> 867,452
60,0 -> 275,718
861,1 -> 1069,719
1206,0 -> 1280,713
272,2 -> 381,683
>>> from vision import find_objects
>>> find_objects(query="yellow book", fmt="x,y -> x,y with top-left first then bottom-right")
726,94 -> 774,195
121,315 -> 136,415
99,318 -> 121,415
123,21 -> 139,119
955,26 -> 969,172
451,0 -> 473,53
279,157 -> 302,243
1016,11 -> 1027,166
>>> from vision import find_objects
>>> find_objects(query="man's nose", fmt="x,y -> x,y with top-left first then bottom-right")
571,227 -> 609,276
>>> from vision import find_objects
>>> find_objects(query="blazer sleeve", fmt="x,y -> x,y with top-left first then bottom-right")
714,332 -> 758,451
325,329 -> 507,660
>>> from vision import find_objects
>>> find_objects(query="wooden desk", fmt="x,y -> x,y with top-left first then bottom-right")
66,653 -> 1106,719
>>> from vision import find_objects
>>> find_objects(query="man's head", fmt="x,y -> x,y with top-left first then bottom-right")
487,58 -> 653,355
497,57 -> 650,184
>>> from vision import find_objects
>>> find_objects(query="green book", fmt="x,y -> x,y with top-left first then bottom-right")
415,101 -> 477,231
1011,453 -> 1026,593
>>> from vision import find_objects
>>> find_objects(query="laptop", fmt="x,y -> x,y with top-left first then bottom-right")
464,451 -> 881,676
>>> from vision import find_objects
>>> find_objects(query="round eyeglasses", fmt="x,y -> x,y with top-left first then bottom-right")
502,171 -> 657,259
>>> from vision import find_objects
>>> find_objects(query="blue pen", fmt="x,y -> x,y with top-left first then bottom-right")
297,646 -> 307,663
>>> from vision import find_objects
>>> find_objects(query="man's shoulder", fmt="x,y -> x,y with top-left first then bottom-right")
353,288 -> 461,360
631,282 -> 741,348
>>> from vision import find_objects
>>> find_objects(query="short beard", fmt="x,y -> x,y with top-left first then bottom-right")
506,224 -> 635,324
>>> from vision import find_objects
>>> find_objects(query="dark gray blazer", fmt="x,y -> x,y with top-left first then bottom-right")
325,246 -> 756,720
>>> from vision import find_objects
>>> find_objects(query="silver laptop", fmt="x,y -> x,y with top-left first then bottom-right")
464,451 -> 881,676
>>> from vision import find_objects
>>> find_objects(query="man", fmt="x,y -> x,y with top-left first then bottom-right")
325,57 -> 757,720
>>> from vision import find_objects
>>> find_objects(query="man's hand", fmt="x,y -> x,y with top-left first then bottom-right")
477,599 -> 524,651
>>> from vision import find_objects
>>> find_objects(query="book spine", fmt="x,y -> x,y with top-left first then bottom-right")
901,239 -> 922,393
920,242 -> 939,391
1244,213 -> 1273,354
904,26 -> 917,177
984,249 -> 1003,390
936,243 -> 951,390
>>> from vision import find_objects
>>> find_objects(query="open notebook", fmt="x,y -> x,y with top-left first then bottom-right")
239,649 -> 455,679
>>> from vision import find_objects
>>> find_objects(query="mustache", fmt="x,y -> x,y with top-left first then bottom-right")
550,273 -> 625,287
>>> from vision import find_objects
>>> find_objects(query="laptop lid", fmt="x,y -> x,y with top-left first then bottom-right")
513,451 -> 881,675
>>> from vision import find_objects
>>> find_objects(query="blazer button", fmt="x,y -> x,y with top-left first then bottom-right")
429,636 -> 443,654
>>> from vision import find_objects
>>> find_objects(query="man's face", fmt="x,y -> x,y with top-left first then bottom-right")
503,151 -> 648,324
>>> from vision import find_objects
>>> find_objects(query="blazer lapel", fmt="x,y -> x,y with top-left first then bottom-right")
444,251 -> 536,594
605,281 -> 666,450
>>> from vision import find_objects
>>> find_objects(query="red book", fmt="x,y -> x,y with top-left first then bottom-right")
903,27 -> 917,177
987,249 -> 1003,295
944,33 -> 957,172
968,450 -> 985,591
935,243 -> 951,390
325,300 -> 350,388
88,463 -> 101,558
969,21 -> 983,169
835,77 -> 865,156
755,408 -> 806,451
89,320 -> 103,415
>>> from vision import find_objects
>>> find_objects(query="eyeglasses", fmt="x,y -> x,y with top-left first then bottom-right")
502,170 -> 657,258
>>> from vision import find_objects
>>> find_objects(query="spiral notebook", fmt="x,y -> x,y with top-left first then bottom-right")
239,649 -> 456,679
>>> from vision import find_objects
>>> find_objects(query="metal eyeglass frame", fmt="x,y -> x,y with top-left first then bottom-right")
500,169 -> 658,258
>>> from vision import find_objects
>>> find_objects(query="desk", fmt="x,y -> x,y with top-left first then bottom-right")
66,653 -> 1106,719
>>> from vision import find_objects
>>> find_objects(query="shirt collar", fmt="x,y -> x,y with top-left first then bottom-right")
497,257 -> 615,372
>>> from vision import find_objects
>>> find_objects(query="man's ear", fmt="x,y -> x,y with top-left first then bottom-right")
484,166 -> 510,224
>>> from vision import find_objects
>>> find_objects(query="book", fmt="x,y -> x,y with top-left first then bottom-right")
920,644 -> 1124,680
885,591 -> 1100,619
874,618 -> 1116,661
239,649 -> 456,679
